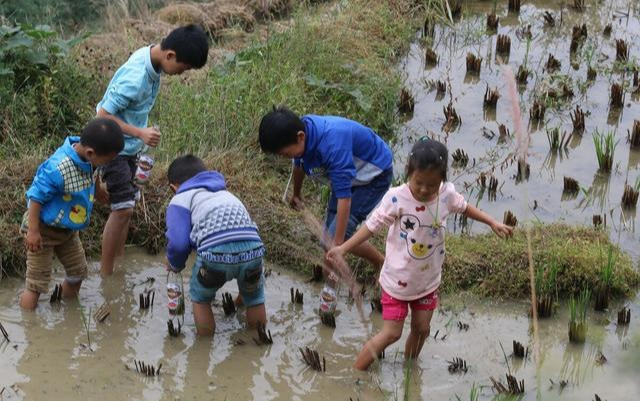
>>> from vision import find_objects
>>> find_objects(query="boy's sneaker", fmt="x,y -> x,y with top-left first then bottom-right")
319,285 -> 337,314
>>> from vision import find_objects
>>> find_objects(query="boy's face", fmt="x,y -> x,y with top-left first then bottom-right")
162,51 -> 192,75
276,131 -> 306,159
86,150 -> 118,168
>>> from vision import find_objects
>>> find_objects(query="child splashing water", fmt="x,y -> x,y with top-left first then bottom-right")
327,138 -> 513,370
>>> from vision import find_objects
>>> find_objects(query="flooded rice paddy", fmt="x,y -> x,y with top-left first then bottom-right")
0,250 -> 638,401
2,0 -> 640,400
397,0 -> 640,258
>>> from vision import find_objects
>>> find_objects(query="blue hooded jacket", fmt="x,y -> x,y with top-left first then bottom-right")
294,115 -> 392,199
26,137 -> 96,231
165,171 -> 261,270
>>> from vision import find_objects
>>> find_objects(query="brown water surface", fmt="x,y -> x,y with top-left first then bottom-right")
0,249 -> 638,400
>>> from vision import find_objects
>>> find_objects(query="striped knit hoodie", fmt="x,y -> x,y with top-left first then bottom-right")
165,171 -> 261,270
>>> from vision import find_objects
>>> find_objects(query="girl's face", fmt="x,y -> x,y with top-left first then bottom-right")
408,168 -> 443,202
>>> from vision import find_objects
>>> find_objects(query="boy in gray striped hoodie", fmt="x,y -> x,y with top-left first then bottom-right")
165,155 -> 266,336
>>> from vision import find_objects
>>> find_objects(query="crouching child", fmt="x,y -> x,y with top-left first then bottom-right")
165,155 -> 267,336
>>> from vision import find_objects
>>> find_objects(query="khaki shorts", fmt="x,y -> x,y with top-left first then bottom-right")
22,224 -> 88,294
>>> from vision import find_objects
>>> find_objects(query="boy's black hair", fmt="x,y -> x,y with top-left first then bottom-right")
161,24 -> 209,69
406,137 -> 448,181
258,106 -> 305,153
168,154 -> 207,185
80,118 -> 124,156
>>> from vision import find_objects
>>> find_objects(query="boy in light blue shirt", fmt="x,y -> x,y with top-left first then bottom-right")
96,24 -> 209,276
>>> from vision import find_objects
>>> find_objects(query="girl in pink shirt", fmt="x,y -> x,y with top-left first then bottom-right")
327,138 -> 513,370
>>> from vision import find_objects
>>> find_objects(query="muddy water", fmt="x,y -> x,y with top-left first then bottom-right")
0,249 -> 638,401
397,0 -> 640,258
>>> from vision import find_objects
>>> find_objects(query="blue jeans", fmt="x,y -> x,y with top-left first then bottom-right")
325,168 -> 393,240
189,241 -> 265,306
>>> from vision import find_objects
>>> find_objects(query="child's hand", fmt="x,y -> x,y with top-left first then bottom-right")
289,195 -> 304,210
491,221 -> 514,238
95,180 -> 110,205
325,246 -> 345,265
139,126 -> 161,147
25,229 -> 43,252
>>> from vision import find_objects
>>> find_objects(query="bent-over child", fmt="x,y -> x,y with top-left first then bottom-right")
165,155 -> 266,336
258,106 -> 393,319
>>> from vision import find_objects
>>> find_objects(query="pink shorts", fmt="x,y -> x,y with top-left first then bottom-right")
381,289 -> 438,321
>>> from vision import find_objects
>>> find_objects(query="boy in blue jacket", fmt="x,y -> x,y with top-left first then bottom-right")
258,107 -> 393,318
165,155 -> 266,336
20,118 -> 124,309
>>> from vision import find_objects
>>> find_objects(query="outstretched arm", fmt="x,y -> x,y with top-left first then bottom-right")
326,224 -> 374,263
464,204 -> 513,238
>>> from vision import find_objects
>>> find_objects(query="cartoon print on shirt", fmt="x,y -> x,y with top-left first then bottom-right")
400,214 -> 444,260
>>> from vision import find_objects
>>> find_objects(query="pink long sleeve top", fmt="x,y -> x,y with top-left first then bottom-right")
365,182 -> 468,301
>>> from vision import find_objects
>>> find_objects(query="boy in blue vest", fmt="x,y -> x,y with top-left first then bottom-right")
96,25 -> 209,276
258,107 -> 393,318
20,118 -> 124,309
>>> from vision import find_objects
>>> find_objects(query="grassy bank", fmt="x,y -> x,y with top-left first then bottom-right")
444,224 -> 639,298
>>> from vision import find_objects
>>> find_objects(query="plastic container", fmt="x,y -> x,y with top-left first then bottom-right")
167,274 -> 184,316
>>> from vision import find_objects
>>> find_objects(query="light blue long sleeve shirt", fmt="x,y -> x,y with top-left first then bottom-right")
96,45 -> 161,156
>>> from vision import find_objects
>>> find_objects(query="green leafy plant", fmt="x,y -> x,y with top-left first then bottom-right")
0,24 -> 85,88
0,23 -> 95,149
568,289 -> 590,342
535,256 -> 558,317
455,382 -> 480,401
592,130 -> 617,172
546,126 -> 568,153
595,244 -> 616,311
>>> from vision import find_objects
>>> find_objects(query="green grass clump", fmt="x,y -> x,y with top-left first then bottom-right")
535,256 -> 558,317
594,244 -> 617,311
568,288 -> 590,342
443,223 -> 638,298
593,130 -> 617,172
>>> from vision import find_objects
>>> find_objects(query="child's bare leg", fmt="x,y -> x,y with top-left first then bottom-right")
61,280 -> 82,299
354,319 -> 404,370
20,289 -> 40,310
245,303 -> 266,328
404,309 -> 434,359
193,301 -> 215,336
100,208 -> 132,276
